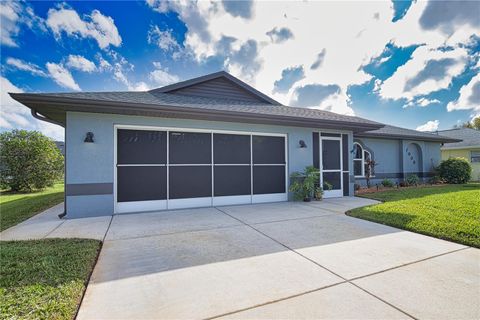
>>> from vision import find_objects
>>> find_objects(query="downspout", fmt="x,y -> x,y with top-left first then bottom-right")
31,109 -> 67,219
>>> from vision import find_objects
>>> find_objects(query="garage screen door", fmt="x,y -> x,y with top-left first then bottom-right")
116,128 -> 286,213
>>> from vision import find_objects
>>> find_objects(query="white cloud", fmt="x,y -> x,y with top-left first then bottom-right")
66,55 -> 97,73
403,97 -> 441,108
0,76 -> 64,141
46,4 -> 122,50
46,62 -> 81,91
447,73 -> 480,118
145,1 -> 479,116
6,57 -> 47,76
111,55 -> 150,91
149,70 -> 179,87
416,120 -> 439,132
378,46 -> 468,102
0,1 -> 45,47
147,25 -> 181,52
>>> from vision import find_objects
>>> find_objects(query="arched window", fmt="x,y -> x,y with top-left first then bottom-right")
353,142 -> 372,177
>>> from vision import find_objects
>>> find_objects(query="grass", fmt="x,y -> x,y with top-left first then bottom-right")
0,183 -> 64,231
0,239 -> 101,319
349,184 -> 480,248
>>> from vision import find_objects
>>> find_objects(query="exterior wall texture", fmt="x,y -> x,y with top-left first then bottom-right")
354,137 -> 442,186
442,148 -> 480,181
66,111 -> 354,218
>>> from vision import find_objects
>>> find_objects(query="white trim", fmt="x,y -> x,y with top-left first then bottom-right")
214,163 -> 250,166
213,195 -> 252,206
116,199 -> 167,214
252,163 -> 286,166
113,124 -> 288,214
320,135 -> 344,198
441,145 -> 480,151
168,163 -> 211,166
252,193 -> 288,204
116,164 -> 166,167
168,197 -> 212,210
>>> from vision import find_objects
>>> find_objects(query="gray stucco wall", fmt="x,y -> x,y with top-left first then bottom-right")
354,137 -> 442,186
66,111 -> 354,218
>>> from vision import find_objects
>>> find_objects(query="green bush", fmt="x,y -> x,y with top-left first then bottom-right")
381,179 -> 394,187
406,174 -> 420,186
438,158 -> 471,184
0,130 -> 64,192
289,166 -> 320,201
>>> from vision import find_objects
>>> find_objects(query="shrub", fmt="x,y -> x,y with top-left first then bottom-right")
438,158 -> 471,184
0,130 -> 64,192
354,183 -> 361,191
289,166 -> 320,201
381,179 -> 394,188
406,174 -> 420,186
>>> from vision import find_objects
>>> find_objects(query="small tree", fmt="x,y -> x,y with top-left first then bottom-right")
0,130 -> 64,192
437,158 -> 471,184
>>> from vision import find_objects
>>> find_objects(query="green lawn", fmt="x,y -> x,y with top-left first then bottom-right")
0,239 -> 101,319
0,183 -> 64,231
349,184 -> 480,248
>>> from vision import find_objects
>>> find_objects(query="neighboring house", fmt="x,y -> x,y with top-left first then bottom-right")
55,141 -> 65,155
10,71 -> 458,218
438,128 -> 480,181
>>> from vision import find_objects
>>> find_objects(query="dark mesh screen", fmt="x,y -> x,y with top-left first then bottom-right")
253,166 -> 285,194
169,166 -> 212,199
322,139 -> 341,170
117,166 -> 167,202
313,132 -> 319,169
117,129 -> 167,164
169,132 -> 211,164
214,166 -> 251,196
323,172 -> 341,190
342,134 -> 348,171
252,135 -> 285,164
213,134 -> 251,164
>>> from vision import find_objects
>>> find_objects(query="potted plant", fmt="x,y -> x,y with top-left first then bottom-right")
289,166 -> 320,202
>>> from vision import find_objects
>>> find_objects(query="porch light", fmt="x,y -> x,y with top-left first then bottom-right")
299,140 -> 307,148
84,132 -> 94,143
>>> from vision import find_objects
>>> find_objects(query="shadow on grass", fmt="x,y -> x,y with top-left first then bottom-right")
0,191 -> 64,231
347,208 -> 480,248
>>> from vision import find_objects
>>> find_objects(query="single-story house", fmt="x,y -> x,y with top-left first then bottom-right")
10,71 -> 458,218
439,128 -> 480,181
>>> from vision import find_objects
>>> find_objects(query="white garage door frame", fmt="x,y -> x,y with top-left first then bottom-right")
113,124 -> 288,214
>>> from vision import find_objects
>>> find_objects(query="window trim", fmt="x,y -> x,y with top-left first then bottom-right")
353,142 -> 372,178
471,151 -> 480,163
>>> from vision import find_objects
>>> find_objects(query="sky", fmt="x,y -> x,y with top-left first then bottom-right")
1,0 -> 479,141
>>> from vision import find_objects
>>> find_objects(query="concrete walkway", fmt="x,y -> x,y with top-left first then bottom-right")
1,198 -> 479,319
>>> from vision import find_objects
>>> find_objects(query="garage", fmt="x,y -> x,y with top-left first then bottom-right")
114,126 -> 287,213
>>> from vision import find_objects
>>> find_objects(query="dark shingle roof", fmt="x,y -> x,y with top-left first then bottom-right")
438,128 -> 480,148
10,90 -> 383,131
355,125 -> 460,143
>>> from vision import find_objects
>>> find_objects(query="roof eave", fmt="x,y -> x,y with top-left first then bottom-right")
10,93 -> 382,132
355,132 -> 461,143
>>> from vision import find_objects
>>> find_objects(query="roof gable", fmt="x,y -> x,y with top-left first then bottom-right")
149,71 -> 281,105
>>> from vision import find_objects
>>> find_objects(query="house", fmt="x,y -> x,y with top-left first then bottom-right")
10,71 -> 458,218
353,125 -> 458,186
438,128 -> 480,181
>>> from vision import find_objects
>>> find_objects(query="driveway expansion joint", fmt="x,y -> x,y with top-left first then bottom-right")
213,206 -> 419,320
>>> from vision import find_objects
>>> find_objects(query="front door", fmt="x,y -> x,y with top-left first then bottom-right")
320,137 -> 343,198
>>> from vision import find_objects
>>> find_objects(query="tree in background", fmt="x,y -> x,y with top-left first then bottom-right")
454,117 -> 480,130
0,130 -> 64,192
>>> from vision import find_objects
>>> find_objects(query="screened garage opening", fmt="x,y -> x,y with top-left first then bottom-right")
115,126 -> 287,213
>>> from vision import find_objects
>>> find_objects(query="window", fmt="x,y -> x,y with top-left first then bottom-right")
353,142 -> 372,177
472,151 -> 480,163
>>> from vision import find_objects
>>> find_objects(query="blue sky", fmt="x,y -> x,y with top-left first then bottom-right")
1,0 -> 479,140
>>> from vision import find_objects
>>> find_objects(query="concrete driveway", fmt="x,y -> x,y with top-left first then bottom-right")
2,198 -> 479,319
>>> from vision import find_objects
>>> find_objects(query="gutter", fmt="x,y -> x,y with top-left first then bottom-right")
31,109 -> 65,127
355,132 -> 461,144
